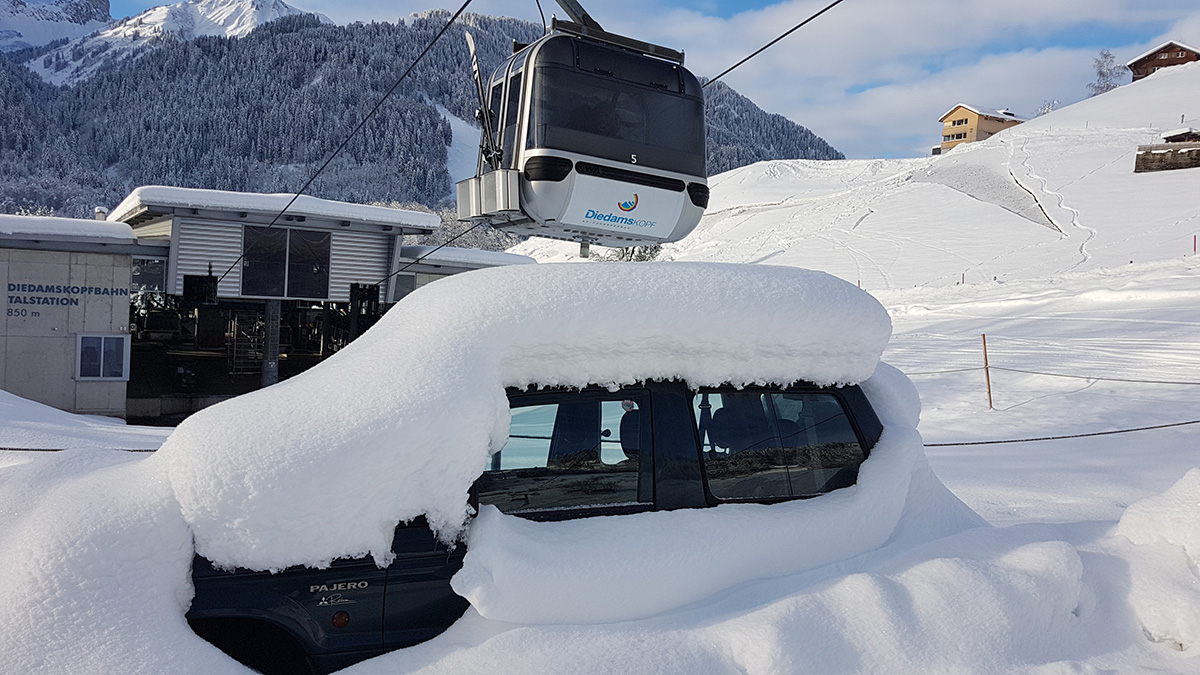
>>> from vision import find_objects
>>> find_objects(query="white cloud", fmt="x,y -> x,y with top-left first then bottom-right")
287,0 -> 1200,157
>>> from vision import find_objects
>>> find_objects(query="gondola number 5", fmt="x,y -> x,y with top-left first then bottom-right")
631,154 -> 637,164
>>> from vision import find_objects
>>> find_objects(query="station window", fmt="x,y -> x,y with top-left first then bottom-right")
1158,53 -> 1169,59
131,257 -> 167,293
694,389 -> 865,501
477,391 -> 651,516
1179,51 -> 1188,58
951,118 -> 968,126
241,226 -> 330,299
76,334 -> 130,381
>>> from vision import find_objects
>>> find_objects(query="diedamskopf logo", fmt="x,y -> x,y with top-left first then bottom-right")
583,196 -> 658,230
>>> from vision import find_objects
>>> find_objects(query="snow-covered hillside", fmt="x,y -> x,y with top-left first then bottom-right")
24,0 -> 331,85
515,61 -> 1200,288
0,0 -> 109,52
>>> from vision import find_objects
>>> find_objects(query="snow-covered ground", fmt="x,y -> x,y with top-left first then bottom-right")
2,53 -> 1200,675
438,105 -> 481,188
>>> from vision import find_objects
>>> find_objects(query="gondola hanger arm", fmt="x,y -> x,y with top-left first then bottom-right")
553,0 -> 604,31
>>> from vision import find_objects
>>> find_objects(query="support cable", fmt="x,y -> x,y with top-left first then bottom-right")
704,0 -> 849,88
372,222 -> 486,289
218,0 -> 476,283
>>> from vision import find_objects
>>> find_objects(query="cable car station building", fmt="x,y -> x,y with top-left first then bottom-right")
1,214 -> 162,418
2,187 -> 534,422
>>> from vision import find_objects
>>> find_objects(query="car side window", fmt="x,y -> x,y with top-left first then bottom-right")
478,391 -> 651,516
694,389 -> 866,501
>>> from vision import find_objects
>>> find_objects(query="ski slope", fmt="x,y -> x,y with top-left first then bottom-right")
515,61 -> 1200,290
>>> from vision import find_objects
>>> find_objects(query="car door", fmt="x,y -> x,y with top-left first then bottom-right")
380,520 -> 469,651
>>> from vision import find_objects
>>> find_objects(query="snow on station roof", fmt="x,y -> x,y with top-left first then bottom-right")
108,185 -> 440,234
939,103 -> 1029,123
0,214 -> 161,254
396,245 -> 536,274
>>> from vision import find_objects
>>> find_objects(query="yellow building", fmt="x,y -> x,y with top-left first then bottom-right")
935,104 -> 1027,154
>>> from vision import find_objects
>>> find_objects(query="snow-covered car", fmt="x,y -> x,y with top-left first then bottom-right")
188,378 -> 884,673
142,261 -> 940,674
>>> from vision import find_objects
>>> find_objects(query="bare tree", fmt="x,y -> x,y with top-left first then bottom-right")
1034,99 -> 1060,116
598,244 -> 662,262
1087,50 -> 1128,96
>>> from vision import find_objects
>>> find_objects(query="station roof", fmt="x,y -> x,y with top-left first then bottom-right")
396,246 -> 536,274
108,186 -> 439,234
0,214 -> 163,255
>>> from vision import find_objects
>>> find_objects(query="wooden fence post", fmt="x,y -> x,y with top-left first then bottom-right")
982,333 -> 993,410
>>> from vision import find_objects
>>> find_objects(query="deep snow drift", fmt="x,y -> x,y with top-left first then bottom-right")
1,262 -> 979,673
159,262 -> 893,572
5,258 -> 1200,673
0,388 -> 170,457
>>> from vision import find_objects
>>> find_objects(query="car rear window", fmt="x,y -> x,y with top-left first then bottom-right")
694,389 -> 866,501
478,390 -> 652,516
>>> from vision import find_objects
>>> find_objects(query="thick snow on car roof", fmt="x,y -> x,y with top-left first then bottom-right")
156,262 -> 893,571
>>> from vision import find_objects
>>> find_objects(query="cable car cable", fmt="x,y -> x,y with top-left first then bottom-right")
217,0 -> 477,283
371,221 -> 486,290
703,0 -> 849,88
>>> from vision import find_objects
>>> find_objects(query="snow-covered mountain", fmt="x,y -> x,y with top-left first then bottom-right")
0,0 -> 110,52
24,0 -> 331,85
514,61 -> 1200,288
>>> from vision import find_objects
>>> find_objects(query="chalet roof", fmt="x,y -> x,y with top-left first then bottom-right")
939,104 -> 1028,123
1126,40 -> 1200,67
108,186 -> 439,233
1161,127 -> 1200,142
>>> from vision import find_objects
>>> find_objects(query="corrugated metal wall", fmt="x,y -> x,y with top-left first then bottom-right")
173,220 -> 394,302
330,231 -> 393,303
175,219 -> 242,297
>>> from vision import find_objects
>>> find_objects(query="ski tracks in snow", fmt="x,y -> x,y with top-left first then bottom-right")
1008,137 -> 1095,271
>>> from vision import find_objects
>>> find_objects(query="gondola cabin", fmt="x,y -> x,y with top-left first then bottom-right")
457,19 -> 708,249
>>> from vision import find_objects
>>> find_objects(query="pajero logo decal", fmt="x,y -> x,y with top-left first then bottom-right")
310,581 -> 369,593
618,194 -> 638,212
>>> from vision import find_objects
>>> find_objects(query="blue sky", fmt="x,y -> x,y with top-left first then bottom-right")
105,0 -> 1200,159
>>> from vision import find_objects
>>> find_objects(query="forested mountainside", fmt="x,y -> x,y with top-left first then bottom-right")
0,11 -> 843,218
